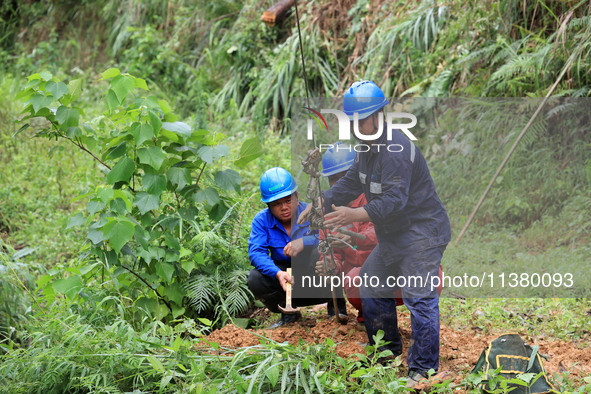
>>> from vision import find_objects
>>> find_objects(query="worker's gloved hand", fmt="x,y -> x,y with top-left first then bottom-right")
331,232 -> 352,249
315,256 -> 338,276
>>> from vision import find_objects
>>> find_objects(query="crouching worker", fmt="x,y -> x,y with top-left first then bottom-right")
315,143 -> 378,324
247,167 -> 328,328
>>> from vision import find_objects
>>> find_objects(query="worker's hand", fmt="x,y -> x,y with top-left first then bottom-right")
315,256 -> 338,276
331,232 -> 353,249
276,270 -> 293,292
325,205 -> 369,229
283,238 -> 304,257
296,197 -> 323,225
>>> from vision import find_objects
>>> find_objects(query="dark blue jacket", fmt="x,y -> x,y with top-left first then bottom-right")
323,130 -> 450,261
248,202 -> 318,278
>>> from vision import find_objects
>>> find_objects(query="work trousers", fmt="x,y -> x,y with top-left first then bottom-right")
359,244 -> 446,374
247,248 -> 331,313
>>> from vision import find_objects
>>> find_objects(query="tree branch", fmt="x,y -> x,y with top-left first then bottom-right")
120,264 -> 173,312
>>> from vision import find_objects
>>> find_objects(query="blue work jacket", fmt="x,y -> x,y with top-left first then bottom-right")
323,130 -> 451,262
248,202 -> 318,278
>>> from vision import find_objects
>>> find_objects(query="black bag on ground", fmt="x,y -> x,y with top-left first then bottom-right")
472,333 -> 556,393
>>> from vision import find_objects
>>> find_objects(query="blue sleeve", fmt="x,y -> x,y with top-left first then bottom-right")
302,234 -> 318,248
363,149 -> 411,224
322,159 -> 363,213
248,213 -> 280,278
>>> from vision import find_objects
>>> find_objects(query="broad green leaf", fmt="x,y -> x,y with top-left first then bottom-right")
266,365 -> 280,388
36,274 -> 52,289
106,89 -> 119,111
197,145 -> 229,164
158,99 -> 172,114
109,198 -> 128,215
171,305 -> 185,319
29,94 -> 53,113
113,189 -> 133,211
178,206 -> 198,221
101,67 -> 120,79
156,262 -> 175,283
134,192 -> 160,215
68,78 -> 82,101
235,138 -> 264,167
134,77 -> 148,90
149,111 -> 162,136
104,142 -> 127,161
106,156 -> 135,184
130,123 -> 154,146
40,71 -> 52,81
138,147 -> 166,170
55,106 -> 80,129
159,129 -> 179,142
162,121 -> 191,138
46,81 -> 68,100
164,283 -> 184,306
111,75 -> 135,104
147,354 -> 164,372
143,173 -> 167,195
181,259 -> 195,274
166,167 -> 191,190
214,169 -> 241,193
164,233 -> 180,251
87,229 -> 104,244
104,220 -> 135,254
66,212 -> 85,229
194,187 -> 219,206
52,276 -> 83,298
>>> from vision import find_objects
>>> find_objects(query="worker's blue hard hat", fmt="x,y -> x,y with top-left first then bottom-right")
343,80 -> 389,121
321,143 -> 356,177
260,167 -> 298,203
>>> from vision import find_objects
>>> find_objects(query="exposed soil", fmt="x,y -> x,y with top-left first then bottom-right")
205,304 -> 590,392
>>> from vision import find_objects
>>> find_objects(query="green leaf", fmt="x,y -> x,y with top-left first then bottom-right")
214,169 -> 241,193
87,229 -> 104,244
29,94 -> 53,113
104,142 -> 127,161
52,276 -> 83,298
143,173 -> 167,195
106,89 -> 119,110
166,167 -> 191,190
13,123 -> 29,137
156,262 -> 175,283
171,305 -> 185,319
106,156 -> 135,184
197,145 -> 229,164
134,192 -> 160,215
235,138 -> 264,167
158,99 -> 172,114
104,220 -> 135,254
55,106 -> 80,129
111,75 -> 135,104
194,187 -> 219,206
131,123 -> 154,146
164,283 -> 184,305
101,68 -> 120,79
162,121 -> 191,138
40,71 -> 52,81
181,259 -> 195,274
134,77 -> 148,90
110,198 -> 128,215
164,233 -> 180,251
68,78 -> 82,101
266,365 -> 280,388
149,110 -> 162,136
66,212 -> 86,229
147,354 -> 164,372
138,147 -> 166,170
46,81 -> 68,100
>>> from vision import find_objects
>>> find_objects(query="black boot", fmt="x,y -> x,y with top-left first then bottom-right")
270,312 -> 301,329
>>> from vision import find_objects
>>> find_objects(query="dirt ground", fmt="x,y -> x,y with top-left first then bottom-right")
206,304 -> 590,391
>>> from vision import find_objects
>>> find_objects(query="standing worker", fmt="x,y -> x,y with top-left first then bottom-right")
314,143 -> 378,325
300,81 -> 451,387
247,167 -> 328,328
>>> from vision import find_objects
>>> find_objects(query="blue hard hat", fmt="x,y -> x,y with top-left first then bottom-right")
321,143 -> 356,177
260,167 -> 298,203
343,81 -> 389,121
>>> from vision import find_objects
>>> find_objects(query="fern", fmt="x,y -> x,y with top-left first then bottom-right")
183,274 -> 217,314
